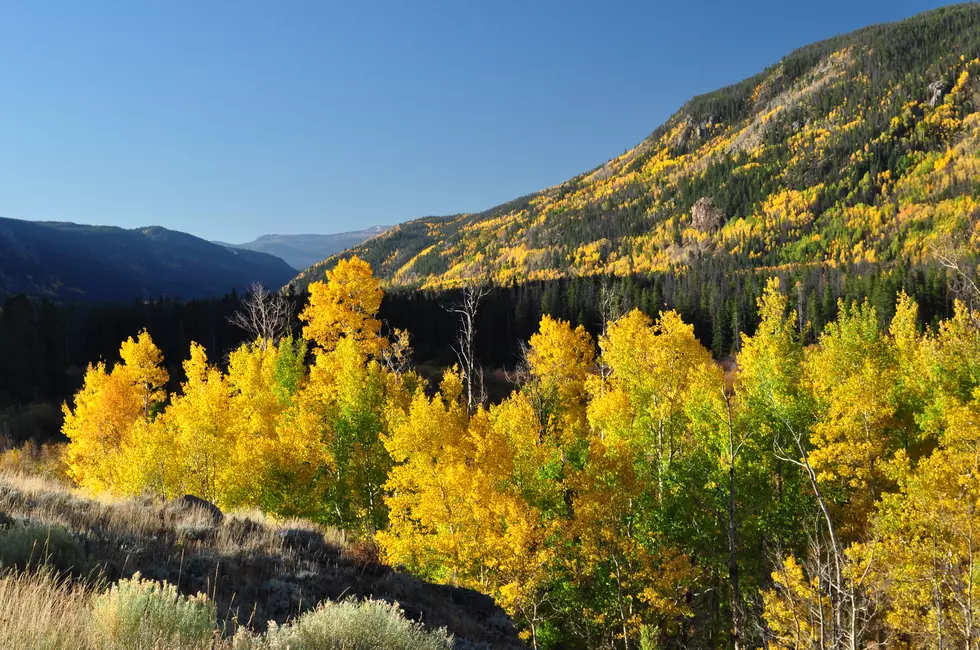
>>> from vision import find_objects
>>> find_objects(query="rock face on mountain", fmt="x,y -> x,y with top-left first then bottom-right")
294,4 -> 980,293
0,217 -> 297,302
691,197 -> 725,233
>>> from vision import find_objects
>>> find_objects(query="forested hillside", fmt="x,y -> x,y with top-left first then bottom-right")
297,4 -> 980,305
0,217 -> 296,301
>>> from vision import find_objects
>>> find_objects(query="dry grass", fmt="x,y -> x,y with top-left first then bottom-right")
0,439 -> 69,483
0,470 -> 522,649
0,568 -> 92,650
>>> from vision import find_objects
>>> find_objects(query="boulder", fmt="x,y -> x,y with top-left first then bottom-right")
170,494 -> 223,523
928,79 -> 947,107
691,197 -> 725,232
279,527 -> 325,550
225,517 -> 263,544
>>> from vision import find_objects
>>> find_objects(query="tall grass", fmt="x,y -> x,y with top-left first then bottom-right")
0,569 -> 91,650
0,569 -> 455,650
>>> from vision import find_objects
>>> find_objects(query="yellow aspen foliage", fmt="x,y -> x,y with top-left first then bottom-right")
62,362 -> 144,492
526,315 -> 595,409
575,308 -> 709,640
119,329 -> 169,418
869,396 -> 980,648
299,256 -> 384,356
116,417 -> 177,499
380,368 -> 556,642
571,435 -> 699,641
889,292 -> 924,389
922,300 -> 980,406
223,337 -> 321,515
517,316 -> 596,468
735,278 -> 807,424
804,299 -> 905,533
160,343 -> 234,505
593,308 -> 714,467
380,368 -> 478,579
763,554 -> 829,649
63,330 -> 170,494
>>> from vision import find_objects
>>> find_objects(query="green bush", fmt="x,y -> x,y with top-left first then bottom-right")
88,573 -> 219,650
232,598 -> 453,650
0,522 -> 84,572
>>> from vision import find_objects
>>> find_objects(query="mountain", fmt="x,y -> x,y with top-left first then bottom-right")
294,4 -> 980,293
0,217 -> 298,302
220,226 -> 388,271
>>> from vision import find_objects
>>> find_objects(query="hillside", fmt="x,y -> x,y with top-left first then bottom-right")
0,217 -> 297,302
0,470 -> 522,648
295,4 -> 980,292
218,226 -> 388,271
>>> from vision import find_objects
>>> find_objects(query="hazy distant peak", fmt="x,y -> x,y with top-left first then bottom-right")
220,226 -> 390,271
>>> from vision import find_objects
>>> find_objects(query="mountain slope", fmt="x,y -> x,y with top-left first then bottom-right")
295,4 -> 980,292
0,217 -> 297,302
219,226 -> 388,271
0,471 -> 523,647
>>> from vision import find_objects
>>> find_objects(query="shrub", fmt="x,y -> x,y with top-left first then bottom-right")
0,522 -> 84,572
0,439 -> 70,483
88,573 -> 220,650
341,538 -> 381,569
233,598 -> 454,650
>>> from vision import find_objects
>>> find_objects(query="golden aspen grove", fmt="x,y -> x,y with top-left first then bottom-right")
4,5 -> 980,650
59,255 -> 980,649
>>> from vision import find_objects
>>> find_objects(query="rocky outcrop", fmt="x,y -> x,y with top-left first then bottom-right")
168,494 -> 224,523
928,78 -> 947,106
691,197 -> 725,232
674,115 -> 719,149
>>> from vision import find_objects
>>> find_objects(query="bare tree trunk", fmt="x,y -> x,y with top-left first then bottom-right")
448,284 -> 489,412
723,390 -> 744,650
771,394 -> 869,650
229,282 -> 294,348
934,242 -> 980,327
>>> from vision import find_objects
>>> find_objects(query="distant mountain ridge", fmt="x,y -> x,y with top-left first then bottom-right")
0,217 -> 297,302
294,4 -> 980,292
218,226 -> 389,271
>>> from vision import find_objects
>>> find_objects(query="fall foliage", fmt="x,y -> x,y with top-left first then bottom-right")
54,255 -> 980,648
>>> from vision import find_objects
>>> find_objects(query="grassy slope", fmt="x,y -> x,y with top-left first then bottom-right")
0,471 -> 523,649
294,3 -> 980,291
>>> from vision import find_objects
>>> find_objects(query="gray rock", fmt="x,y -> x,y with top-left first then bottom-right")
929,79 -> 947,107
279,528 -> 325,550
171,494 -> 223,523
225,517 -> 263,544
691,197 -> 725,232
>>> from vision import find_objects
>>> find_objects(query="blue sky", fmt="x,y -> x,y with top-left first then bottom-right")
0,0 -> 954,242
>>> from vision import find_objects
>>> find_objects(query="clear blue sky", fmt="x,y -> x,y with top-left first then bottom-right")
0,0 -> 955,243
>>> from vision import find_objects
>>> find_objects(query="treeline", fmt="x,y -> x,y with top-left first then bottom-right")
388,260 -> 955,368
0,294 -> 248,442
0,260 -> 959,436
56,257 -> 980,648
